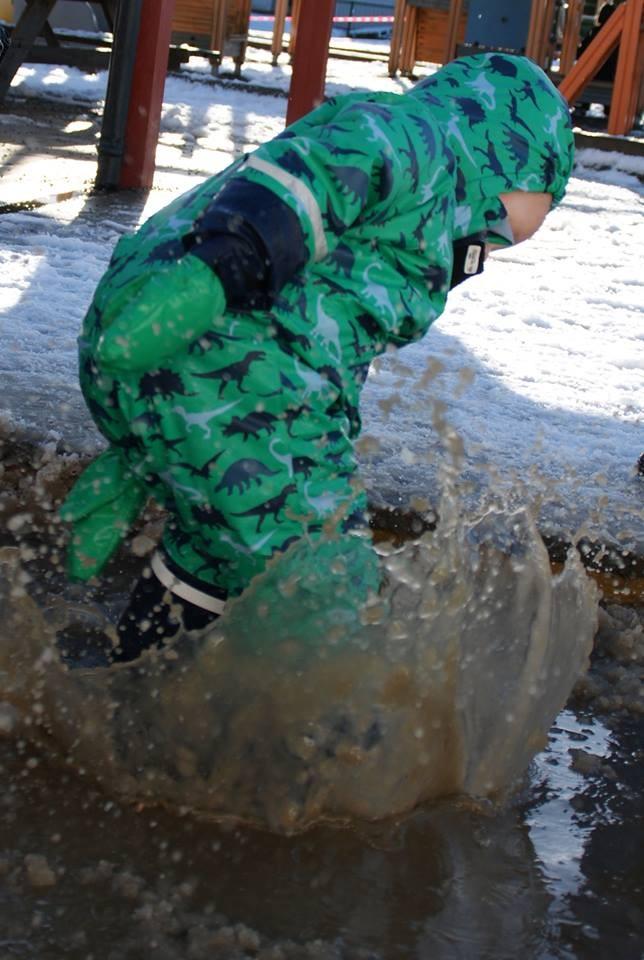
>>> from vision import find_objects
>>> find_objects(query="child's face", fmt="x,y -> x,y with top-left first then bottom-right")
493,191 -> 553,247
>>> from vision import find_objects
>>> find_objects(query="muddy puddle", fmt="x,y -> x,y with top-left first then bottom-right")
0,441 -> 643,958
0,707 -> 642,960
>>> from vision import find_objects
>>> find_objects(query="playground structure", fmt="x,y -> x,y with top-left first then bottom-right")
171,0 -> 252,76
0,0 -> 641,187
387,0 -> 643,135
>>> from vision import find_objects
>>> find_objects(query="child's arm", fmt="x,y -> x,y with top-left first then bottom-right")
96,97 -> 410,373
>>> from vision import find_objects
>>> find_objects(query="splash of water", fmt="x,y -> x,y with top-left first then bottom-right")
0,495 -> 596,833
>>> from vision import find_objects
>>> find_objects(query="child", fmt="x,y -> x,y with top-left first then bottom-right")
60,52 -> 575,665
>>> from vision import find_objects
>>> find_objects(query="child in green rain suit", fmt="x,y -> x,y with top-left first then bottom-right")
60,52 -> 574,665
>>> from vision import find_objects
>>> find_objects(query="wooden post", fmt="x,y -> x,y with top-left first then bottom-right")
539,0 -> 556,65
560,0 -> 584,75
120,0 -> 176,189
285,0 -> 334,125
608,0 -> 644,134
211,0 -> 228,68
400,4 -> 417,75
559,1 -> 625,102
527,0 -> 555,64
526,0 -> 547,60
444,0 -> 465,63
271,0 -> 288,65
389,0 -> 407,76
288,0 -> 301,58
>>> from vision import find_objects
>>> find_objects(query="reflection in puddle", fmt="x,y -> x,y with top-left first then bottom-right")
525,709 -> 644,960
528,709 -> 612,898
1,709 -> 641,959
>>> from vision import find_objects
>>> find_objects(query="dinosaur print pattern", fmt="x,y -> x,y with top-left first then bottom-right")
62,53 -> 574,592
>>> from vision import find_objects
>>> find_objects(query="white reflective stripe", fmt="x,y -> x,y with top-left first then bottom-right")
245,154 -> 328,261
151,552 -> 226,616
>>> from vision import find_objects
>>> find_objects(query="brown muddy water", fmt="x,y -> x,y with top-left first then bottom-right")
0,446 -> 643,960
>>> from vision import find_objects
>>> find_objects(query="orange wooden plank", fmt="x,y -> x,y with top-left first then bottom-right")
444,0 -> 465,63
560,0 -> 583,75
559,1 -> 625,103
608,0 -> 644,134
388,0 -> 407,76
271,0 -> 288,64
526,0 -> 547,61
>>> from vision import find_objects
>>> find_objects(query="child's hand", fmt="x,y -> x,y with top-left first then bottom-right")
96,255 -> 227,372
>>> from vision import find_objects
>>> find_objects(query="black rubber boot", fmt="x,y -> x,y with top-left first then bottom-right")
58,559 -> 225,669
112,564 -> 223,664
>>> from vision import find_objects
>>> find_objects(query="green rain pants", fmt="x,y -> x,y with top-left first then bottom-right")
73,309 -> 372,598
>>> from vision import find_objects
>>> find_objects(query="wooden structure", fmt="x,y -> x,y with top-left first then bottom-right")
559,0 -> 644,135
388,0 -> 643,134
0,0 -> 117,101
524,0 -> 558,65
559,0 -> 585,74
389,0 -> 564,75
389,0 -> 468,75
270,0 -> 301,65
171,0 -> 252,75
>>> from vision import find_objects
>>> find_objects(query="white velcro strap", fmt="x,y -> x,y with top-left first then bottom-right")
245,154 -> 328,261
151,552 -> 226,616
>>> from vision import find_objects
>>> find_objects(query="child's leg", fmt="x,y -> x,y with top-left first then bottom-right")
93,321 -> 376,661
112,550 -> 227,663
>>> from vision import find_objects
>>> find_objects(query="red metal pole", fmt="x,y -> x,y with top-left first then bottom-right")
120,0 -> 176,189
285,0 -> 335,126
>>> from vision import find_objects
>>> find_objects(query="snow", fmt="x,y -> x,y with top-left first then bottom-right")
0,41 -> 642,549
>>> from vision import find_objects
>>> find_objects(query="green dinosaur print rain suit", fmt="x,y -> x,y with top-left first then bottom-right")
61,53 -> 574,597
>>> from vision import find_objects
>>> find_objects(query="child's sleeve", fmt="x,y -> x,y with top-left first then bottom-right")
221,98 -> 400,277
185,96 -> 409,307
96,98 -> 415,373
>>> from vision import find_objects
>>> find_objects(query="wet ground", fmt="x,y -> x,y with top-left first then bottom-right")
0,447 -> 642,958
0,707 -> 642,960
1,83 -> 643,960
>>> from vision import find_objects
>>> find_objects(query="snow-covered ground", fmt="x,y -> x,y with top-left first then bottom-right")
1,42 -> 642,549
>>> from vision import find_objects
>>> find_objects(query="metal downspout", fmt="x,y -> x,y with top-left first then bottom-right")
95,0 -> 144,189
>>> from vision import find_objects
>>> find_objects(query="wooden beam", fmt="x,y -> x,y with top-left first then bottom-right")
559,1 -> 625,103
540,0 -> 556,65
526,0 -> 546,61
560,0 -> 584,76
608,0 -> 644,134
400,3 -> 417,75
388,0 -> 407,76
527,0 -> 556,65
444,0 -> 464,63
271,0 -> 288,65
120,0 -> 176,189
0,0 -> 57,102
285,0 -> 334,125
288,0 -> 301,58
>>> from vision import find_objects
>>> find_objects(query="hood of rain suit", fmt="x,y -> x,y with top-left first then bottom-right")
408,52 -> 575,242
